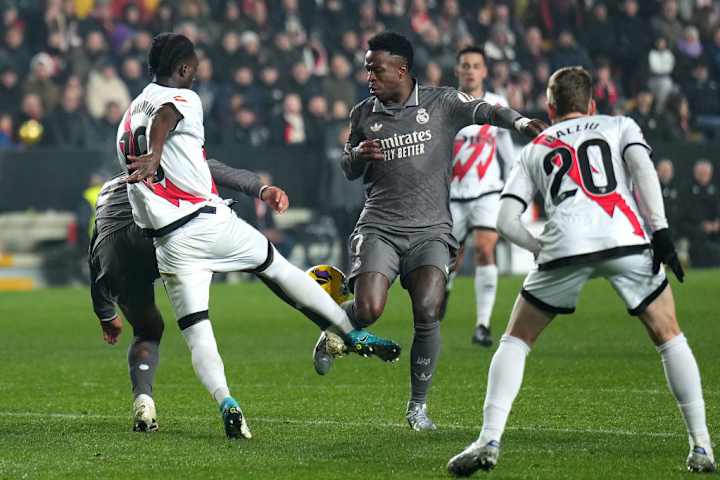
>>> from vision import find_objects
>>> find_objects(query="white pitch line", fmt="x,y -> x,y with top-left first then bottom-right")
0,411 -> 683,438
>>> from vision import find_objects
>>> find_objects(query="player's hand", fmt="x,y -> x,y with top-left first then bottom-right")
100,315 -> 123,345
261,186 -> 290,214
353,139 -> 384,162
651,228 -> 684,282
515,118 -> 548,139
126,152 -> 162,184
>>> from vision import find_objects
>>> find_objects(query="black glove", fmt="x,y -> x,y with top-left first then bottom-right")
514,118 -> 549,139
651,228 -> 684,282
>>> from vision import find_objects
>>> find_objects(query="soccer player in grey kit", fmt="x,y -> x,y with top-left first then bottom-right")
313,32 -> 547,430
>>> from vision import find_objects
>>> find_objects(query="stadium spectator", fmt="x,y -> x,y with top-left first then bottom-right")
273,92 -> 306,145
424,61 -> 443,87
647,36 -> 676,112
213,31 -> 243,83
615,0 -> 651,91
581,3 -> 615,62
484,24 -> 516,65
437,0 -> 470,49
550,30 -> 592,72
194,56 -> 218,118
90,101 -> 124,151
707,28 -> 720,82
288,61 -> 321,106
322,54 -> 355,112
2,25 -> 32,76
593,60 -> 622,114
0,113 -> 16,149
46,87 -> 93,148
306,95 -> 330,147
0,65 -> 21,115
656,158 -> 681,233
69,30 -> 108,80
629,90 -> 662,140
675,26 -> 704,79
120,56 -> 145,98
410,0 -> 433,36
229,65 -> 262,113
239,31 -> 263,72
15,92 -> 48,146
270,32 -> 301,74
651,0 -> 684,49
223,107 -> 271,147
533,0 -> 583,39
85,59 -> 130,119
680,160 -> 720,267
22,52 -> 60,113
516,26 -> 546,71
684,63 -> 719,120
257,64 -> 286,119
150,2 -> 176,34
414,23 -> 455,72
660,94 -> 700,141
378,0 -> 409,34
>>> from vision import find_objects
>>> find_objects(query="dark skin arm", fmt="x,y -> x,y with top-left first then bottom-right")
126,104 -> 182,184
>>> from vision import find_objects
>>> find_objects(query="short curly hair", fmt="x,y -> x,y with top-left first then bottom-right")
367,31 -> 414,70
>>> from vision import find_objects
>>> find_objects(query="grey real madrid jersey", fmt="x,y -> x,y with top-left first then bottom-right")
342,82 -> 521,239
93,173 -> 135,251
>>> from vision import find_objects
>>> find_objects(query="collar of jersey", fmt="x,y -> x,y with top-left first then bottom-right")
372,80 -> 419,114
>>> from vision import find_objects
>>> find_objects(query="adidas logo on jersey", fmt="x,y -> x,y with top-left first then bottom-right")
370,122 -> 383,132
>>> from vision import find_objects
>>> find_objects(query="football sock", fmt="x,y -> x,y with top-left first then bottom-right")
181,319 -> 231,406
478,335 -> 530,444
474,265 -> 498,329
258,251 -> 354,335
656,333 -> 712,450
410,320 -> 441,403
128,337 -> 159,398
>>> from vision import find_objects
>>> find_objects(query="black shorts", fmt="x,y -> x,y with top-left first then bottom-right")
348,227 -> 456,290
90,223 -> 159,308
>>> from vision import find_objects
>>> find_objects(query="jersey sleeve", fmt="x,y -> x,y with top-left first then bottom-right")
341,105 -> 367,180
158,89 -> 203,133
619,116 -> 651,161
500,148 -> 536,211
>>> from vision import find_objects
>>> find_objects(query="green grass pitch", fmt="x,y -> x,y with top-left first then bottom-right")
0,271 -> 718,479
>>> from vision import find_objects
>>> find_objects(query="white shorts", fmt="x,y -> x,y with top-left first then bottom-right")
153,203 -> 271,324
521,250 -> 668,316
450,193 -> 501,243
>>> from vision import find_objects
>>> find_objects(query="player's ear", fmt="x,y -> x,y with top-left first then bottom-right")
547,102 -> 556,123
588,99 -> 597,115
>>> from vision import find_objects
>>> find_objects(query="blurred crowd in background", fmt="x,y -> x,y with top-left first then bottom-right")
0,0 -> 718,269
2,0 -> 720,151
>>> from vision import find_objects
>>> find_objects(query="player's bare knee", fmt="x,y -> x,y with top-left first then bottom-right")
639,304 -> 680,345
474,247 -> 495,266
354,298 -> 383,327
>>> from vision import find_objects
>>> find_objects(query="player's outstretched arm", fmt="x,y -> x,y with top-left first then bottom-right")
444,90 -> 547,139
126,104 -> 182,183
205,158 -> 289,213
624,144 -> 684,282
496,197 -> 541,256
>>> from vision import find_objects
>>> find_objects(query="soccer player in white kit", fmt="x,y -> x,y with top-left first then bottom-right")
448,67 -> 715,475
118,33 -> 401,439
443,47 -> 518,347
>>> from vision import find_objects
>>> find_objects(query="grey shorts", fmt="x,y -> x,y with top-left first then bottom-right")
347,228 -> 455,289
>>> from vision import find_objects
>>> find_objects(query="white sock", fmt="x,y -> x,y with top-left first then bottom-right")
478,335 -> 530,444
474,265 -> 498,328
181,320 -> 231,406
261,251 -> 354,334
657,333 -> 712,451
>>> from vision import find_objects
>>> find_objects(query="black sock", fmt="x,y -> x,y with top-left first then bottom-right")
410,321 -> 441,404
128,337 -> 160,398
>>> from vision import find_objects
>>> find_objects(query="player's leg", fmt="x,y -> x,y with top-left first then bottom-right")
609,252 -> 715,472
449,266 -> 587,475
119,299 -> 163,432
405,265 -> 446,431
471,228 -> 500,347
161,268 -> 251,439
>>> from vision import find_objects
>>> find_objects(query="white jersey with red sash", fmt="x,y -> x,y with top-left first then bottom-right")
502,114 -> 650,269
116,82 -> 220,231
